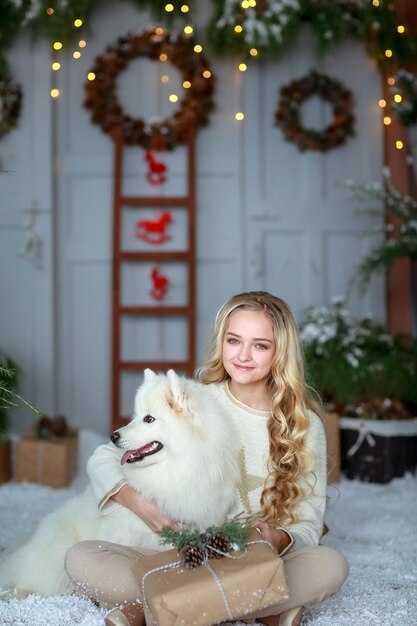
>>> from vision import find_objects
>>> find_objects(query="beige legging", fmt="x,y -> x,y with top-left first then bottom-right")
64,539 -> 349,618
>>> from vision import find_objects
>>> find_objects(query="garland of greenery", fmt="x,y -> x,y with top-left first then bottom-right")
275,70 -> 354,152
83,28 -> 215,149
207,0 -> 417,66
0,73 -> 23,139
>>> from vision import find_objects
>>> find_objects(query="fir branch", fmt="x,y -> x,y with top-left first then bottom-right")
160,520 -> 252,551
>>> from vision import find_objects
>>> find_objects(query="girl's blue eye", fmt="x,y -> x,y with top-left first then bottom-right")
256,343 -> 267,350
227,338 -> 239,344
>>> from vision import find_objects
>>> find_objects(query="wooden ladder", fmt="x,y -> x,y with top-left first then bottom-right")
111,127 -> 196,431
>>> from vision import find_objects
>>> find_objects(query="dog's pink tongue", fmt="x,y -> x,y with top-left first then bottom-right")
120,450 -> 139,465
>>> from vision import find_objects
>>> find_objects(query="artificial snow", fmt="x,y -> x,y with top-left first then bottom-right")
0,430 -> 416,625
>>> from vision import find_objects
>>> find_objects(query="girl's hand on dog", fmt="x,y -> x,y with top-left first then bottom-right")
255,521 -> 292,555
113,484 -> 181,532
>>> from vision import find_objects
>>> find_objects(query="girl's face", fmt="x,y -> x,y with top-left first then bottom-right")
222,309 -> 276,388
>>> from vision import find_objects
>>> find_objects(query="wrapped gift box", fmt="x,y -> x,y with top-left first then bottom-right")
340,417 -> 417,484
133,530 -> 289,626
15,429 -> 78,488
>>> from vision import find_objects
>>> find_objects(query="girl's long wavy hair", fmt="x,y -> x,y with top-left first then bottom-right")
195,291 -> 321,525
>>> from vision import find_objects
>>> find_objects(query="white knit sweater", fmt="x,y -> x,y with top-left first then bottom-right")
87,382 -> 327,553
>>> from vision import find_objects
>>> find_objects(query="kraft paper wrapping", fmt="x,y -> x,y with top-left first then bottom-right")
133,532 -> 289,626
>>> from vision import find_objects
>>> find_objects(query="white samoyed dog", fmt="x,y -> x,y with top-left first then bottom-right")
0,369 -> 240,597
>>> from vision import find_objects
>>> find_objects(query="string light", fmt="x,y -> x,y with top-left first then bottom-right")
74,19 -> 83,27
53,42 -> 63,50
183,26 -> 193,35
46,7 -> 54,15
234,25 -> 243,33
394,94 -> 402,103
241,0 -> 250,8
52,62 -> 61,71
202,70 -> 211,78
385,49 -> 393,58
169,94 -> 178,102
372,0 -> 379,6
73,51 -> 81,59
383,116 -> 391,125
194,44 -> 202,53
248,0 -> 257,5
79,40 -> 87,48
161,74 -> 169,83
183,80 -> 191,88
165,3 -> 174,11
379,99 -> 386,108
181,4 -> 189,11
87,72 -> 95,81
238,63 -> 247,72
50,88 -> 60,98
155,27 -> 165,36
249,48 -> 258,56
396,140 -> 404,150
159,53 -> 168,61
235,112 -> 245,121
397,25 -> 405,34
387,77 -> 395,86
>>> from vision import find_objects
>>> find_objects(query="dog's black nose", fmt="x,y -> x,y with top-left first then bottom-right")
111,431 -> 120,444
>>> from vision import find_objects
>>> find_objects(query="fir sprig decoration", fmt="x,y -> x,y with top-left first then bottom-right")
342,169 -> 417,292
160,520 -> 252,552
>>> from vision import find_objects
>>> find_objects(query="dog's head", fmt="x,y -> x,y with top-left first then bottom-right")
110,368 -> 198,467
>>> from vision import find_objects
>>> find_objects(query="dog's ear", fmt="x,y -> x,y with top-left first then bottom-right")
144,368 -> 158,383
166,369 -> 187,412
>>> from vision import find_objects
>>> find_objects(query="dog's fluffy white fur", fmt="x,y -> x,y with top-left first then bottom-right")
0,369 -> 239,596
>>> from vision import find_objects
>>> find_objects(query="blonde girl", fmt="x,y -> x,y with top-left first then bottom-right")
65,291 -> 349,626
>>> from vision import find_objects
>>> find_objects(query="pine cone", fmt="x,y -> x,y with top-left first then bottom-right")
180,543 -> 205,569
206,532 -> 230,559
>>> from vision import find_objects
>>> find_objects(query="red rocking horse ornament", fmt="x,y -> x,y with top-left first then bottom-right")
135,211 -> 173,244
149,266 -> 169,301
144,149 -> 167,185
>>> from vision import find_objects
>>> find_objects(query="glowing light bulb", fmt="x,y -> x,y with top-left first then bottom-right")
46,7 -> 54,15
396,140 -> 403,149
394,94 -> 402,103
155,27 -> 165,36
372,0 -> 379,5
79,40 -> 87,48
238,63 -> 247,72
387,77 -> 395,86
379,99 -> 386,108
235,112 -> 245,121
73,51 -> 81,59
383,116 -> 391,125
165,3 -> 174,12
159,53 -> 168,62
52,62 -> 61,71
181,4 -> 189,11
87,72 -> 96,81
202,70 -> 211,78
50,88 -> 60,98
169,94 -> 179,103
397,25 -> 405,34
385,49 -> 393,58
241,0 -> 250,7
234,25 -> 243,33
249,48 -> 258,56
194,45 -> 202,53
249,0 -> 257,6
53,42 -> 63,50
183,26 -> 193,35
183,80 -> 191,89
161,75 -> 169,83
74,19 -> 83,27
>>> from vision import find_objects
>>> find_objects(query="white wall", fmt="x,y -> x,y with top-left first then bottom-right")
0,5 -> 382,435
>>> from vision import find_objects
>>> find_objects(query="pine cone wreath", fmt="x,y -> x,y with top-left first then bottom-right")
180,543 -> 205,569
206,532 -> 230,559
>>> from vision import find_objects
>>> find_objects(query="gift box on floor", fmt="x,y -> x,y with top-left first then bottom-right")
340,417 -> 417,484
133,530 -> 289,626
15,428 -> 78,488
